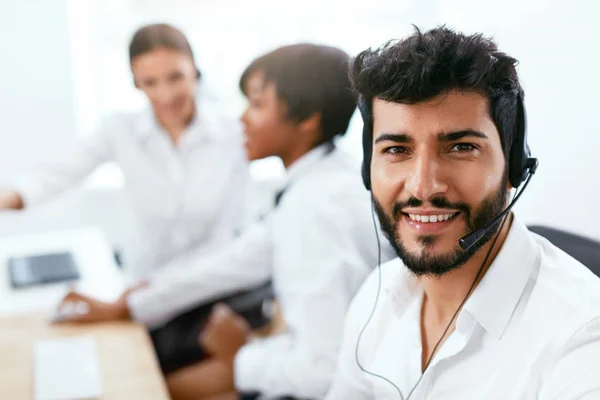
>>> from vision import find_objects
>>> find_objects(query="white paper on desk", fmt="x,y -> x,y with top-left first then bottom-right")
34,336 -> 103,400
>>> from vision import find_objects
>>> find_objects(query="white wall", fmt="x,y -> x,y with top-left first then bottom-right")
62,0 -> 600,240
1,0 -> 598,242
433,0 -> 600,240
0,0 -> 76,183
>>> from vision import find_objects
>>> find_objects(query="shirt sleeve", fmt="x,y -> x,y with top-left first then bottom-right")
13,116 -> 116,207
538,316 -> 600,400
127,218 -> 273,329
233,201 -> 373,399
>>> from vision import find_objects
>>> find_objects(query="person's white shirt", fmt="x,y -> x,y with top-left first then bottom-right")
13,104 -> 249,278
326,216 -> 600,400
128,142 -> 395,398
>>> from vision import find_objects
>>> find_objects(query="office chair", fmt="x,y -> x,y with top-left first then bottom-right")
528,225 -> 600,278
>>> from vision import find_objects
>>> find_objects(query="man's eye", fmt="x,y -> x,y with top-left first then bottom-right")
450,143 -> 477,153
384,146 -> 408,155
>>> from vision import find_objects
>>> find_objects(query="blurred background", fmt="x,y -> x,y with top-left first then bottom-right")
1,0 -> 598,247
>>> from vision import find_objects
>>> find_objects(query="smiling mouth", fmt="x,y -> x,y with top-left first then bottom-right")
403,212 -> 460,223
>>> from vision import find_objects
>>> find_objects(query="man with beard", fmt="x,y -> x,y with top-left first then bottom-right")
326,27 -> 600,399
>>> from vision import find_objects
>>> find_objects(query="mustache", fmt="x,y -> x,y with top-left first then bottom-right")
391,196 -> 472,221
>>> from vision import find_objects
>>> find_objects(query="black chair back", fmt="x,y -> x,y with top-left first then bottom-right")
528,225 -> 600,278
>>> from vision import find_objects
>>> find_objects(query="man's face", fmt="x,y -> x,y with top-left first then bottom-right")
370,90 -> 510,276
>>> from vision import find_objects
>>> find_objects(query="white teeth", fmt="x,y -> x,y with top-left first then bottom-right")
408,213 -> 456,223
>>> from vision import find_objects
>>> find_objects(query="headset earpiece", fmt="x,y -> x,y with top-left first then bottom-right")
359,96 -> 373,191
508,92 -> 533,188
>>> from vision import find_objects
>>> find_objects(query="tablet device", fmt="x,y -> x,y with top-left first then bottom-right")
8,252 -> 80,289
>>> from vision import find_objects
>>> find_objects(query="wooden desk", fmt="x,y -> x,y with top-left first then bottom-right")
0,313 -> 170,399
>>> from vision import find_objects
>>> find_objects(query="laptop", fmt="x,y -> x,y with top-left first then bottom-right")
8,252 -> 80,289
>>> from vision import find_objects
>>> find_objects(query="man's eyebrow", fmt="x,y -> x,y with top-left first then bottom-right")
374,133 -> 413,144
437,130 -> 488,141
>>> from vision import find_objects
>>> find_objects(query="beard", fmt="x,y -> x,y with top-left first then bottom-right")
374,180 -> 509,277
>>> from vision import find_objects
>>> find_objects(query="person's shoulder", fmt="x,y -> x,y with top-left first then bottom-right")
343,258 -> 406,337
94,109 -> 149,138
276,147 -> 369,232
527,236 -> 600,395
356,258 -> 404,298
303,147 -> 364,199
349,259 -> 404,315
531,234 -> 600,333
319,146 -> 362,175
105,108 -> 149,125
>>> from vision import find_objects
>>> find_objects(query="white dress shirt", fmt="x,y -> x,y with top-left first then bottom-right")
128,143 -> 395,398
327,217 -> 600,400
14,105 -> 249,278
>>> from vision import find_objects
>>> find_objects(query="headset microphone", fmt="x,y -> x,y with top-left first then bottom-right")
459,157 -> 539,251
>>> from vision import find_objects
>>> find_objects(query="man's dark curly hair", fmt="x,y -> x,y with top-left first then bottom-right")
350,26 -> 523,166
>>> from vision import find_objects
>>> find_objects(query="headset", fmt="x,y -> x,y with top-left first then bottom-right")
355,90 -> 539,399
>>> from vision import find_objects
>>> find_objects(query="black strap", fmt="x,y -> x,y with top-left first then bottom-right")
274,189 -> 286,207
239,394 -> 305,400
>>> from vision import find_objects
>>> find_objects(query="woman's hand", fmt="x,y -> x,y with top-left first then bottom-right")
0,190 -> 23,210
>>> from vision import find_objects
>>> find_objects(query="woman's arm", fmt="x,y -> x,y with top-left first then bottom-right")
9,116 -> 117,208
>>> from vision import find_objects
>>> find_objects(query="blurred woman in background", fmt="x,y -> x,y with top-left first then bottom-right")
0,23 -> 249,278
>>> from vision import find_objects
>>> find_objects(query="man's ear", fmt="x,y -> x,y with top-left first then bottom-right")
298,112 -> 322,140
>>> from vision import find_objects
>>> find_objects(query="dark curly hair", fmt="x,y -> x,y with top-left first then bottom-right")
350,26 -> 523,165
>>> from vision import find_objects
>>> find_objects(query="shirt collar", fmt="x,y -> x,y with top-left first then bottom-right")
284,141 -> 335,185
462,216 -> 540,339
387,215 -> 540,339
